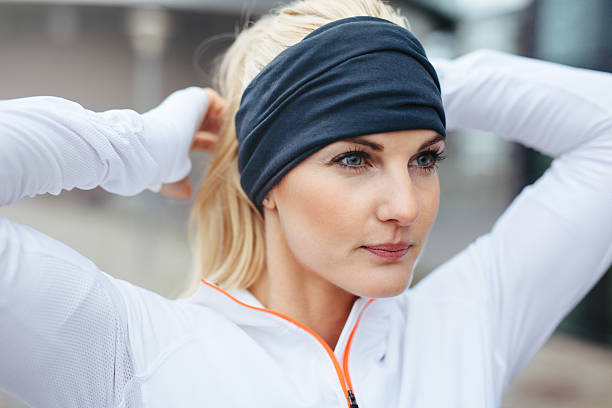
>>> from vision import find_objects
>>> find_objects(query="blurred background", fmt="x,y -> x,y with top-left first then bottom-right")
0,0 -> 610,406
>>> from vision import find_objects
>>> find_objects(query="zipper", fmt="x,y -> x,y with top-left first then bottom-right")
341,298 -> 375,407
347,389 -> 359,408
200,279 -> 374,407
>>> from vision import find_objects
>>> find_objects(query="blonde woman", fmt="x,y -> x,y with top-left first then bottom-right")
1,0 -> 611,407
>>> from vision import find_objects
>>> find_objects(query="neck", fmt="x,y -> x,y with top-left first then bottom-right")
248,217 -> 358,350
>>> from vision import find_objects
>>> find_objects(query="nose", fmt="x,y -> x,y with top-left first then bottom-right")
376,171 -> 420,226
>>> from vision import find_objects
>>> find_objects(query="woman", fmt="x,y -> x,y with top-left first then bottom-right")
1,0 -> 611,407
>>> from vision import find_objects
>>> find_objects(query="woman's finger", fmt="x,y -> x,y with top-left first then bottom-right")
190,131 -> 218,152
200,88 -> 227,134
160,176 -> 193,200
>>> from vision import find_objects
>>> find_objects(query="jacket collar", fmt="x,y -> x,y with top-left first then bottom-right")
186,279 -> 392,360
186,279 -> 282,327
186,279 -> 376,331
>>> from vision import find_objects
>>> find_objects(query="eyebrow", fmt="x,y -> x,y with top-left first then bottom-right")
345,137 -> 384,151
346,133 -> 445,152
418,134 -> 446,151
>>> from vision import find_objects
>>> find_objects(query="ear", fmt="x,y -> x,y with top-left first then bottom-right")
261,191 -> 277,211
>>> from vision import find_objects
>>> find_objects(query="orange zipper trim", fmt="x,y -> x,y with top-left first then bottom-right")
342,298 -> 375,392
200,279 -> 374,407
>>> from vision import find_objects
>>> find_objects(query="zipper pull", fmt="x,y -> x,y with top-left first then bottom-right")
347,389 -> 359,408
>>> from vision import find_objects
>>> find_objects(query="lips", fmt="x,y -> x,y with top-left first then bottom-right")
361,242 -> 413,262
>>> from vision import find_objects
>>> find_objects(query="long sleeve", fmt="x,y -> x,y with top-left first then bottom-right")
0,88 -> 209,407
0,87 -> 208,205
418,50 -> 612,391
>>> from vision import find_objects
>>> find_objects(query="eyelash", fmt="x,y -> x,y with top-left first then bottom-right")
331,147 -> 447,175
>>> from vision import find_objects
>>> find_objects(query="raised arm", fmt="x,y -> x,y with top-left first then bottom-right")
418,50 -> 612,389
0,88 -> 210,406
0,87 -> 209,205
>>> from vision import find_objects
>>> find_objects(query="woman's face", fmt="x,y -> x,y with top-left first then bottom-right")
264,130 -> 445,298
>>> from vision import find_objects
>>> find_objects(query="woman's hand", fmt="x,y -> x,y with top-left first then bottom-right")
160,88 -> 227,200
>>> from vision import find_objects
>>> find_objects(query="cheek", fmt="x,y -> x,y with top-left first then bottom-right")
406,176 -> 440,269
275,168 -> 368,264
418,176 -> 440,224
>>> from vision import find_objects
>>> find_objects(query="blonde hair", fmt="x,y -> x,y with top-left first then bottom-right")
185,0 -> 410,295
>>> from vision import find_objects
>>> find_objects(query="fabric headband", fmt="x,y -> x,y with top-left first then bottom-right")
235,16 -> 446,213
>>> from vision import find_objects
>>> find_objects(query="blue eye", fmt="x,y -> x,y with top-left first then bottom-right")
341,153 -> 365,166
410,149 -> 447,174
332,149 -> 371,172
331,147 -> 447,175
416,153 -> 433,166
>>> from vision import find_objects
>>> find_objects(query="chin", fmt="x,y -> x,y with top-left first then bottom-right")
348,268 -> 413,299
362,283 -> 409,299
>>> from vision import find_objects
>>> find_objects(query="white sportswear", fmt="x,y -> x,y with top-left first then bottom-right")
1,50 -> 611,408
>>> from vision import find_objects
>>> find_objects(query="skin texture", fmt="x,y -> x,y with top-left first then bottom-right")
249,129 -> 445,348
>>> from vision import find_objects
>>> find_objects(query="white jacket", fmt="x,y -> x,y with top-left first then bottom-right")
1,50 -> 611,408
